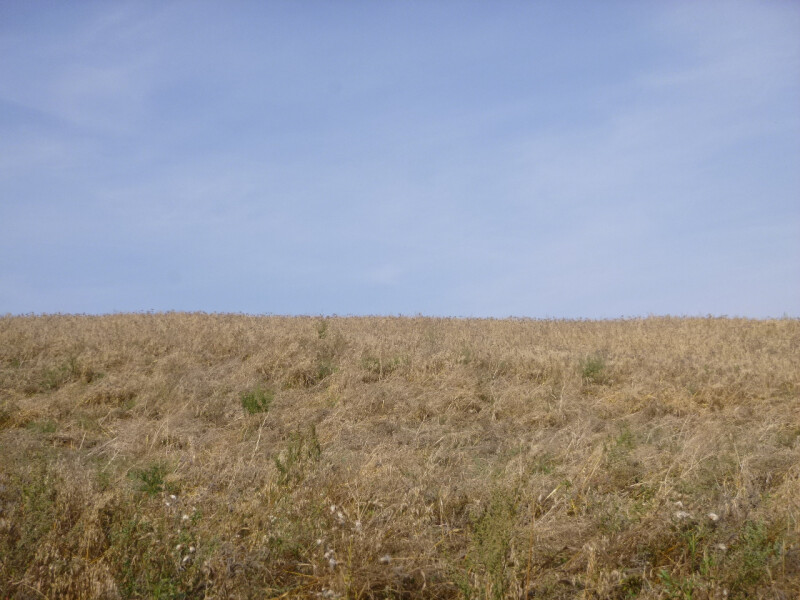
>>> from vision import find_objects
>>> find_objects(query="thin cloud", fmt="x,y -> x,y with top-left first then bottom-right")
0,2 -> 797,316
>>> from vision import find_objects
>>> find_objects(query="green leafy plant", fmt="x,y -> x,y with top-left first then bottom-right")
315,320 -> 328,339
361,353 -> 403,381
40,357 -> 80,391
27,419 -> 57,434
241,385 -> 273,415
658,568 -> 695,599
606,423 -> 635,462
130,463 -> 167,496
315,356 -> 335,382
532,453 -> 556,475
467,488 -> 517,600
731,520 -> 780,593
580,353 -> 608,384
109,512 -> 202,599
0,400 -> 15,428
274,426 -> 321,487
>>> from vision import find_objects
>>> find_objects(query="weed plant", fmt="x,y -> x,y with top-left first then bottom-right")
241,385 -> 273,414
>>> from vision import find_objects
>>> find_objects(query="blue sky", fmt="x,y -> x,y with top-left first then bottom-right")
1,1 -> 798,318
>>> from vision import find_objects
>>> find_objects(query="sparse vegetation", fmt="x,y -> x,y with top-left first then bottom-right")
0,314 -> 798,598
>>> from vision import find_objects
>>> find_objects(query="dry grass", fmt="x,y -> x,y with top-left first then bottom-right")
0,314 -> 798,599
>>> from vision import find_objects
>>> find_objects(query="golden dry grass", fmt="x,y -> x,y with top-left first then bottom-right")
0,314 -> 798,599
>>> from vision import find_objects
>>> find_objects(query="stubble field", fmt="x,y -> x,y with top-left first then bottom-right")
0,314 -> 798,599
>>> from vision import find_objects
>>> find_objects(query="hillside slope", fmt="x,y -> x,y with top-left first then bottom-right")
1,314 -> 798,598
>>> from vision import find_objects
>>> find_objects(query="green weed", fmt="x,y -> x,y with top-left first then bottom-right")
288,334 -> 344,387
467,487 -> 517,599
580,353 -> 608,384
316,319 -> 328,339
361,353 -> 403,381
458,345 -> 474,365
315,356 -> 335,382
531,453 -> 556,475
109,513 -> 202,599
606,423 -> 635,462
0,400 -> 16,428
97,468 -> 112,491
18,463 -> 58,552
130,463 -> 167,496
731,520 -> 780,594
241,385 -> 273,415
658,568 -> 695,599
41,359 -> 78,391
26,419 -> 57,434
274,426 -> 322,487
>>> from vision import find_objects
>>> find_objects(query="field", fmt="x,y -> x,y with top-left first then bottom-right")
0,314 -> 798,599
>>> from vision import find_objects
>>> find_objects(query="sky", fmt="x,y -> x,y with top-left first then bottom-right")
1,1 -> 798,318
